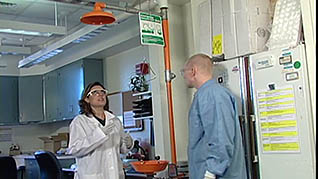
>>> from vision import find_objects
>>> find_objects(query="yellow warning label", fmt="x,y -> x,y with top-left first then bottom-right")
263,142 -> 300,151
258,88 -> 293,95
262,131 -> 298,137
259,101 -> 294,108
212,34 -> 223,55
260,108 -> 296,117
259,94 -> 294,102
261,120 -> 297,128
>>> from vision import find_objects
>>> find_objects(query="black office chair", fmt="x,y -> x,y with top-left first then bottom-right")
0,156 -> 18,179
34,150 -> 73,179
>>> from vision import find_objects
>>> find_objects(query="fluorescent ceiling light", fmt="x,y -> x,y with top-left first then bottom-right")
0,20 -> 66,36
0,29 -> 52,37
18,25 -> 106,68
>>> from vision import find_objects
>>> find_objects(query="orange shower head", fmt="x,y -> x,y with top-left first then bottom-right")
80,2 -> 116,25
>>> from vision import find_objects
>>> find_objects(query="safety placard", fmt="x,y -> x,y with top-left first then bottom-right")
257,85 -> 300,153
212,34 -> 223,55
139,12 -> 164,46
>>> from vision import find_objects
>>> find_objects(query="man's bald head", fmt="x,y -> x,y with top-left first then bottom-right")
186,53 -> 213,77
182,53 -> 213,89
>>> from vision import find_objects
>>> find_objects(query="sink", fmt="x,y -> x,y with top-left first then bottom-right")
130,160 -> 169,174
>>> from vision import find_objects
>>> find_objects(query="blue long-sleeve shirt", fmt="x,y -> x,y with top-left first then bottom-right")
188,79 -> 247,179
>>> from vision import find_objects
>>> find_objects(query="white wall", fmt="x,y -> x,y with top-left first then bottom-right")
104,45 -> 160,160
166,3 -> 193,162
189,0 -> 209,53
0,122 -> 69,155
183,2 -> 195,58
104,45 -> 149,92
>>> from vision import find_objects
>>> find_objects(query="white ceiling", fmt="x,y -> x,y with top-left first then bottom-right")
0,0 -> 189,62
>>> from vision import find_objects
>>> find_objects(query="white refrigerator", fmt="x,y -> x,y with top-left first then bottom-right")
249,44 -> 315,179
213,44 -> 316,179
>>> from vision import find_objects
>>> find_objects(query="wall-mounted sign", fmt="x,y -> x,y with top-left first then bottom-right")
139,12 -> 164,46
212,34 -> 223,55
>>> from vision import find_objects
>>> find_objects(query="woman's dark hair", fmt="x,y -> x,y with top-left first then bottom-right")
79,81 -> 110,117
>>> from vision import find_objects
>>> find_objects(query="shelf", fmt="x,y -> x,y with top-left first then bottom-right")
133,116 -> 153,120
132,91 -> 151,96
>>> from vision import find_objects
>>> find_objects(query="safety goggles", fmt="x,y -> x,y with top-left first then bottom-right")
87,89 -> 108,97
180,68 -> 192,76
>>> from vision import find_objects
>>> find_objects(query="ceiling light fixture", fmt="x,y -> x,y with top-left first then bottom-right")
80,2 -> 116,25
0,20 -> 66,37
72,26 -> 109,44
0,29 -> 52,37
18,25 -> 104,68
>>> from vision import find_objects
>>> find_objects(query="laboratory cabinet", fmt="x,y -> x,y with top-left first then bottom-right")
44,58 -> 103,122
44,70 -> 59,122
57,60 -> 83,121
19,75 -> 44,123
0,76 -> 19,125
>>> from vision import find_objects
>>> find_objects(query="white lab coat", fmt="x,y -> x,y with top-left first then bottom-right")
67,111 -> 132,179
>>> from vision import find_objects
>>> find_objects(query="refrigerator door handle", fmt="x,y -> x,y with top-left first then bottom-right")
249,115 -> 258,163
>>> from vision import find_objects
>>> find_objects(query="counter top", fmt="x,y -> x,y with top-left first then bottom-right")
13,154 -> 75,159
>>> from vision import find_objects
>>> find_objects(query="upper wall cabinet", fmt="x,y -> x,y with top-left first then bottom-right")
19,75 -> 44,123
57,60 -> 83,120
44,59 -> 103,122
44,70 -> 58,122
0,76 -> 19,125
82,59 -> 104,86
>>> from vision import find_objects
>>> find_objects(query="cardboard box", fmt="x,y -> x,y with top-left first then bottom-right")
39,133 -> 69,153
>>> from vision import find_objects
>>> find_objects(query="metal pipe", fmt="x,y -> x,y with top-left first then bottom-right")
161,7 -> 177,164
54,2 -> 58,26
239,56 -> 253,179
47,0 -> 160,15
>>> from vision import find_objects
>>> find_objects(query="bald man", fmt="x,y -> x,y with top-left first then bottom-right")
181,54 -> 247,179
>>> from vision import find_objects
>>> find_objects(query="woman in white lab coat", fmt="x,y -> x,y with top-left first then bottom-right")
67,82 -> 134,179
